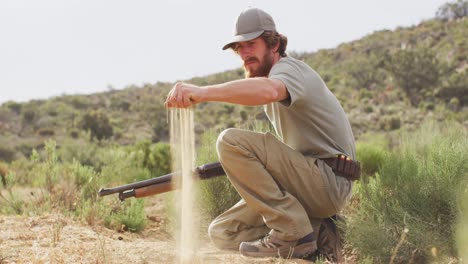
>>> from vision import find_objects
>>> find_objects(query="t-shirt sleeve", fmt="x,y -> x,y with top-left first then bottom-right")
269,60 -> 305,107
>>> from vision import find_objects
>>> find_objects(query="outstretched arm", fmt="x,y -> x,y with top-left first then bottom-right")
165,77 -> 288,108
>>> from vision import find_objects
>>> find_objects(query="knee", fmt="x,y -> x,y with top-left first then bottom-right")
216,128 -> 237,148
208,218 -> 239,250
216,128 -> 242,157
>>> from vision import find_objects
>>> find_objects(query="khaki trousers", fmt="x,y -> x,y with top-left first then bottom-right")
208,128 -> 337,250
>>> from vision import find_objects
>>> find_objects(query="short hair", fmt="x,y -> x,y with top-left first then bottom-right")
231,31 -> 288,57
261,31 -> 288,57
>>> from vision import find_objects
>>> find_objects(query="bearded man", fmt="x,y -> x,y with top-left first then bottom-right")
165,7 -> 358,260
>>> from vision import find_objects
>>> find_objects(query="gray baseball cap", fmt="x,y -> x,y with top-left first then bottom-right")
222,8 -> 276,50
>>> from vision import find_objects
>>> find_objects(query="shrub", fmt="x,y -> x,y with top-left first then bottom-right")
194,130 -> 239,221
69,96 -> 90,110
363,105 -> 374,113
32,140 -> 60,192
346,121 -> 467,262
437,71 -> 468,105
69,129 -> 80,139
69,160 -> 100,202
134,141 -> 171,178
420,101 -> 436,111
15,143 -> 35,158
356,142 -> 387,177
386,48 -> 440,106
346,54 -> 386,90
0,162 -> 7,186
5,102 -> 22,114
0,146 -> 16,162
436,0 -> 468,20
447,97 -> 460,112
76,200 -> 108,226
98,147 -> 151,184
80,111 -> 113,141
193,126 -> 281,221
22,109 -> 36,123
0,190 -> 24,214
104,199 -> 147,232
379,115 -> 401,131
37,128 -> 55,137
58,139 -> 100,168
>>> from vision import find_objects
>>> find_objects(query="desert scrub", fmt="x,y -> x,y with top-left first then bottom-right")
104,198 -> 147,232
195,129 -> 239,220
345,121 -> 467,262
356,142 -> 387,177
30,140 -> 59,192
195,122 -> 272,221
0,140 -> 150,233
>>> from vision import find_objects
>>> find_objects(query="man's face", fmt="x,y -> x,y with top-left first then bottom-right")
234,37 -> 274,78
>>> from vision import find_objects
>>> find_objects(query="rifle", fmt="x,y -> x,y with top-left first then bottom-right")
98,162 -> 225,201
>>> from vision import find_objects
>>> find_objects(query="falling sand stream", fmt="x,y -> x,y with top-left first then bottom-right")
170,108 -> 197,263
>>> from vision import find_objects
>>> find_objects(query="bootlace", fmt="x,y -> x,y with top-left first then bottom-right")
260,234 -> 282,249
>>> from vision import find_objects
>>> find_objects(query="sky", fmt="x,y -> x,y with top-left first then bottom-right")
0,0 -> 447,104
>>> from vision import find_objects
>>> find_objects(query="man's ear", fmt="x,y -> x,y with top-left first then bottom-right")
272,41 -> 280,53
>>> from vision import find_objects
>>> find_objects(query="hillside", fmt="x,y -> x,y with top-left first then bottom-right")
0,4 -> 467,263
0,16 -> 466,162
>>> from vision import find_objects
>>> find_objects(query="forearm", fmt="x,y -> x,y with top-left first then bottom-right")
200,77 -> 286,106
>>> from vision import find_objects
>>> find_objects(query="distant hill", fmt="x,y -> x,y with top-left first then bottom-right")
0,14 -> 466,162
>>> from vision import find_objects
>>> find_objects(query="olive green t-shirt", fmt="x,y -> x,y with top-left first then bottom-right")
265,56 -> 355,210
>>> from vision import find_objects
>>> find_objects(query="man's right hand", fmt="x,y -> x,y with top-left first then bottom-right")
165,82 -> 204,108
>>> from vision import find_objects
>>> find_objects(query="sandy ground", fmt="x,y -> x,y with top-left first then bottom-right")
0,194 -> 316,264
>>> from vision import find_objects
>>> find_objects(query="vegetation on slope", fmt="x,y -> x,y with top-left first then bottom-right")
0,1 -> 467,262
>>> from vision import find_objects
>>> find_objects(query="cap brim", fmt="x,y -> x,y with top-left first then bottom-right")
222,30 -> 264,50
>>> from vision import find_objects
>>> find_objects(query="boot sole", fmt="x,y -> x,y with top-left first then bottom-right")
240,241 -> 317,259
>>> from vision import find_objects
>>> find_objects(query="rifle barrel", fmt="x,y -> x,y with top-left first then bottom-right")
98,173 -> 174,197
97,161 -> 224,199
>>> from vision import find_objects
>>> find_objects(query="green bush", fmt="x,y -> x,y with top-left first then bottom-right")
22,109 -> 36,123
437,71 -> 468,105
134,141 -> 171,178
69,96 -> 90,110
447,97 -> 461,112
379,115 -> 401,131
5,101 -> 22,114
195,123 -> 273,221
363,105 -> 374,113
386,48 -> 440,106
80,110 -> 113,141
37,128 -> 55,137
195,130 -> 239,220
69,129 -> 80,139
346,121 -> 467,262
70,160 -> 100,202
99,147 -> 151,185
0,162 -> 7,186
104,199 -> 146,232
436,0 -> 468,20
420,101 -> 436,111
39,140 -> 59,192
0,190 -> 24,215
356,142 -> 387,177
15,143 -> 35,159
0,146 -> 16,162
58,139 -> 100,168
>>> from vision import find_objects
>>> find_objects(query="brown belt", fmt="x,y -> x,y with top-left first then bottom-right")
322,155 -> 361,181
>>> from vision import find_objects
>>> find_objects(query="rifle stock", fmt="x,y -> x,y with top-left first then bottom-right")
98,161 -> 225,201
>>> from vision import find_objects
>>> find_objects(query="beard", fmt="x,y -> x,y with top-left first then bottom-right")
243,50 -> 274,78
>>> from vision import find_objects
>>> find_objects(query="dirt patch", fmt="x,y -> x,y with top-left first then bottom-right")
0,194 -> 315,263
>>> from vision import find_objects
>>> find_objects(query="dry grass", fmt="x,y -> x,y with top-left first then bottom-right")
0,211 -> 325,264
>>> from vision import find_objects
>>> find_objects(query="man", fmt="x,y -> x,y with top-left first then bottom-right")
165,7 -> 357,259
